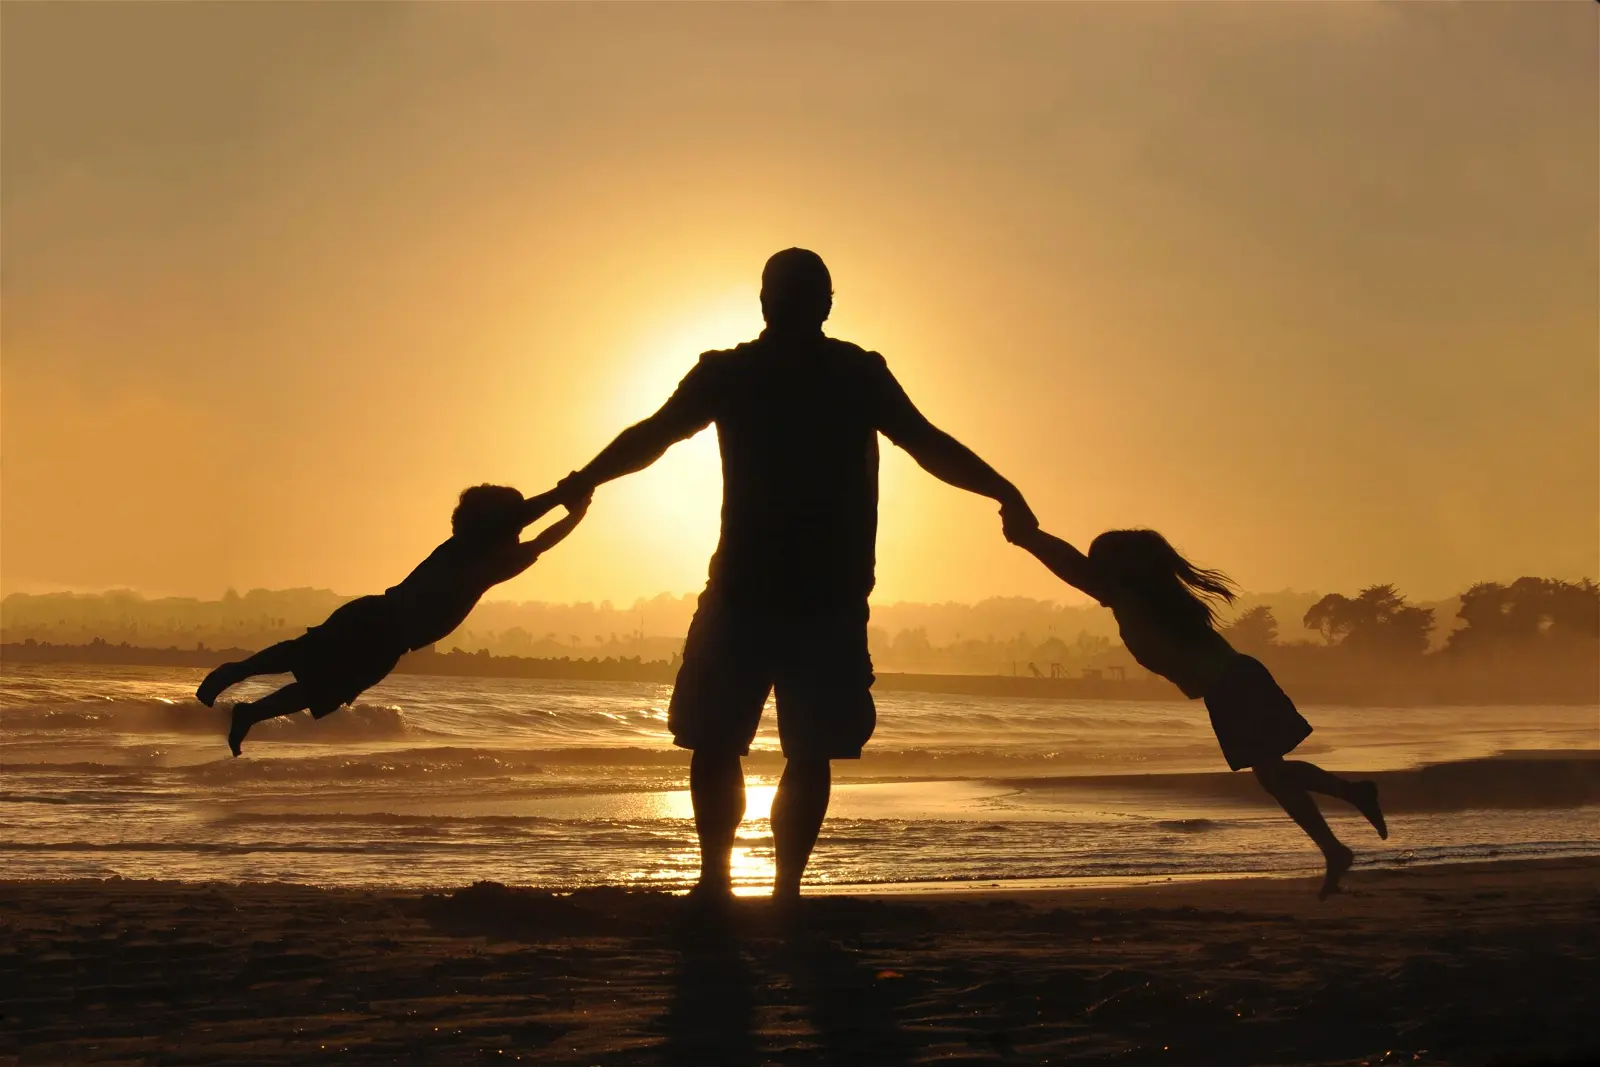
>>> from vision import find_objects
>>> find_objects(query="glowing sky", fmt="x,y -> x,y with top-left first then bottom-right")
3,3 -> 1595,605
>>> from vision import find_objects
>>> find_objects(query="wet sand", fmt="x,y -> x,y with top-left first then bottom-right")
3,858 -> 1596,1066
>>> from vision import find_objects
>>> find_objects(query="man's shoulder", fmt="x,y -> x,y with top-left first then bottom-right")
699,338 -> 764,361
695,336 -> 889,381
688,341 -> 758,378
816,337 -> 893,380
821,336 -> 881,360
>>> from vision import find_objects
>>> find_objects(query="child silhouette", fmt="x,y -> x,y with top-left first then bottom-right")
197,485 -> 589,755
1012,524 -> 1387,899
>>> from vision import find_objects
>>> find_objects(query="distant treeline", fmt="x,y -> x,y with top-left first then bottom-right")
3,577 -> 1595,705
0,586 -> 1423,673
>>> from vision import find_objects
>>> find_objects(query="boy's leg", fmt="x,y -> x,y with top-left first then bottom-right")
772,757 -> 831,902
197,641 -> 300,706
228,682 -> 313,757
1254,757 -> 1352,900
1277,760 -> 1388,839
689,750 -> 746,898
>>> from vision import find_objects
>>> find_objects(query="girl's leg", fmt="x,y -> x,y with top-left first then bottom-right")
1253,757 -> 1353,900
228,682 -> 313,757
197,641 -> 300,706
1276,760 -> 1388,839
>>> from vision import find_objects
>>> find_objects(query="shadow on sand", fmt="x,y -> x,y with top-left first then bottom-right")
659,898 -> 919,1066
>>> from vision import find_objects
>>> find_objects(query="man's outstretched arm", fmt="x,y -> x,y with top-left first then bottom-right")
873,360 -> 1038,538
555,365 -> 715,502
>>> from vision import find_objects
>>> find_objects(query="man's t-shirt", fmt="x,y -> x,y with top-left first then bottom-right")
656,331 -> 925,611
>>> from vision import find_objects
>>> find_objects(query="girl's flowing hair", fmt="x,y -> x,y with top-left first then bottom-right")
1087,529 -> 1238,630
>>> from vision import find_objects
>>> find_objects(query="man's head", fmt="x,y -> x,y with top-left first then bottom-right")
760,248 -> 832,331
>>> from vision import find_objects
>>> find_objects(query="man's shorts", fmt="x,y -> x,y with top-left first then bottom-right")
668,593 -> 876,760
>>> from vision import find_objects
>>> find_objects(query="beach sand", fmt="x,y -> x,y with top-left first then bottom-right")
3,858 -> 1596,1066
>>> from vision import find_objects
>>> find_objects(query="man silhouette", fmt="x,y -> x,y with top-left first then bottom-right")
555,249 -> 1033,902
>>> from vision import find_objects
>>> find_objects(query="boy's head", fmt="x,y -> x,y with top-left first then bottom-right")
452,484 -> 525,541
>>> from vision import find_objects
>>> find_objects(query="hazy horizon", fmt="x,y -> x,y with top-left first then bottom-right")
4,3 -> 1596,606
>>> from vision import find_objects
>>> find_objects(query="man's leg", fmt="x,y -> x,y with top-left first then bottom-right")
771,757 -> 831,901
690,749 -> 746,896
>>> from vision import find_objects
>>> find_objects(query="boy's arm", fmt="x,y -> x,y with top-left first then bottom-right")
1014,528 -> 1111,605
519,488 -> 560,529
495,498 -> 591,580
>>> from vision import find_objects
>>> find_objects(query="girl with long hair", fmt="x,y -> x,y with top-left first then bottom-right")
1012,525 -> 1387,898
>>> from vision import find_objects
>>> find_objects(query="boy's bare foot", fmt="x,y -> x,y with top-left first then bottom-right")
1319,843 -> 1354,900
1353,780 -> 1388,839
227,705 -> 253,758
197,664 -> 240,707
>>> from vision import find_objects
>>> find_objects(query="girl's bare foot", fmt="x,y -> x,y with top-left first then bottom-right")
1353,780 -> 1388,839
1319,843 -> 1354,900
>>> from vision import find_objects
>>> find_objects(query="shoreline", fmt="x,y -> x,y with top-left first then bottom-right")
6,851 -> 1595,900
4,856 -> 1595,1065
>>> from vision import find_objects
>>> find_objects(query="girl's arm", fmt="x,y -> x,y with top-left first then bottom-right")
1014,528 -> 1113,605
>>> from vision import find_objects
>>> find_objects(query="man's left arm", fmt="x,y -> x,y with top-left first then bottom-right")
870,355 -> 1038,539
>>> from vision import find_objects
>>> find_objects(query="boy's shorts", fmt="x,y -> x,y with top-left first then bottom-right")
291,595 -> 405,717
668,593 -> 877,760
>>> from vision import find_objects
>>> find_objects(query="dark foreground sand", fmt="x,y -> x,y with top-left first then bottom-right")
3,859 -> 1596,1066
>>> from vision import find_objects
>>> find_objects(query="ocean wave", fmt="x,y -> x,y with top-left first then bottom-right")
6,745 -> 1597,809
0,743 -> 1199,782
0,697 -> 414,740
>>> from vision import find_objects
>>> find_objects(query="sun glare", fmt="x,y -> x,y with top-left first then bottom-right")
654,783 -> 780,893
595,291 -> 766,571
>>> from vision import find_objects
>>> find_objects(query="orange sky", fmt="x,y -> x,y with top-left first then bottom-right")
3,3 -> 1595,606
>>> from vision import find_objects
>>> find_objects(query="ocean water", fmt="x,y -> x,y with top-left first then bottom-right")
2,664 -> 1596,892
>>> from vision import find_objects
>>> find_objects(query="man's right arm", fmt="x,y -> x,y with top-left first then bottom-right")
555,360 -> 716,502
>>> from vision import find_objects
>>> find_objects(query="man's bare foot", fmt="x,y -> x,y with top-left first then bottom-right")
1353,780 -> 1388,840
686,876 -> 734,906
227,705 -> 253,757
1319,844 -> 1354,900
772,881 -> 802,913
197,664 -> 240,708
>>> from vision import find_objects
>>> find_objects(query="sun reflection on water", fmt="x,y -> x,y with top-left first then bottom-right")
630,783 -> 779,894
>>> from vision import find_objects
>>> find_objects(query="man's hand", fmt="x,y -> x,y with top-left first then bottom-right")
566,490 -> 593,520
1000,489 -> 1039,546
554,470 -> 592,507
